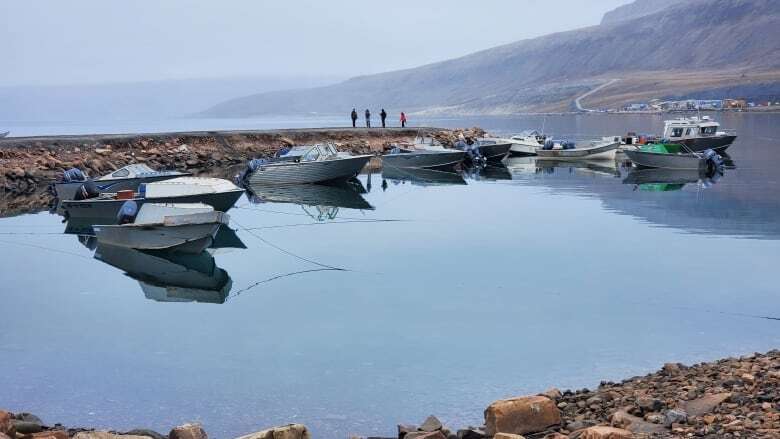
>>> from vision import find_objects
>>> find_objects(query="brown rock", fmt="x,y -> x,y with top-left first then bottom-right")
420,415 -> 442,432
404,432 -> 445,439
679,393 -> 731,417
0,411 -> 13,437
494,434 -> 526,439
73,433 -> 151,439
609,410 -> 665,435
541,388 -> 563,401
543,434 -> 568,439
484,395 -> 561,436
24,432 -> 68,439
578,426 -> 633,439
234,424 -> 309,439
169,423 -> 207,439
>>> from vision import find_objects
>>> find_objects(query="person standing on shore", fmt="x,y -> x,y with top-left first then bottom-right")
365,109 -> 371,128
351,108 -> 358,128
400,112 -> 407,128
380,108 -> 387,128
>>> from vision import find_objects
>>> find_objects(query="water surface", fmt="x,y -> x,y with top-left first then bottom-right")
1,113 -> 779,438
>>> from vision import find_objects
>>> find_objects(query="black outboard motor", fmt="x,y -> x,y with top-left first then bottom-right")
561,140 -> 576,150
116,200 -> 139,224
73,181 -> 99,200
238,158 -> 269,182
702,149 -> 725,176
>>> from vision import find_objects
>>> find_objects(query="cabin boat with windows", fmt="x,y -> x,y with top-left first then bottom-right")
661,116 -> 737,152
242,143 -> 372,185
54,164 -> 190,201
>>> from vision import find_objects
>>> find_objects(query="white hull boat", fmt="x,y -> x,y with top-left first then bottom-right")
93,203 -> 229,253
536,138 -> 620,161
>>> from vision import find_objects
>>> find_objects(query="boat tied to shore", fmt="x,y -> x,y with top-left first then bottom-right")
382,145 -> 465,170
535,137 -> 621,161
624,143 -> 725,172
241,143 -> 372,185
659,116 -> 737,152
54,164 -> 190,201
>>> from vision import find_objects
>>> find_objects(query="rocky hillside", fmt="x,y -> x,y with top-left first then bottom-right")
600,0 -> 686,24
205,0 -> 780,116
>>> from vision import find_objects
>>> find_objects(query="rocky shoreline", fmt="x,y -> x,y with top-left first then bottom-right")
2,350 -> 778,439
0,127 -> 486,217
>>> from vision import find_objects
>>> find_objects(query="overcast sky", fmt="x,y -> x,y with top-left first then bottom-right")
0,0 -> 631,87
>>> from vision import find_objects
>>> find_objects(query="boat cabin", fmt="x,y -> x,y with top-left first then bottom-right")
662,116 -> 721,141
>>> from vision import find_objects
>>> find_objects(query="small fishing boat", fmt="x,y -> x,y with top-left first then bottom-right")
0,131 -> 9,138
660,116 -> 737,152
382,145 -> 465,169
93,203 -> 229,254
242,143 -> 371,185
60,177 -> 244,220
506,130 -> 547,155
536,138 -> 620,161
54,164 -> 190,201
624,143 -> 724,171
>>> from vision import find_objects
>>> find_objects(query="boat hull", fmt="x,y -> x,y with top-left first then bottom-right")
624,150 -> 706,170
60,189 -> 244,220
94,222 -> 222,253
247,155 -> 372,185
536,142 -> 619,161
509,142 -> 538,156
382,150 -> 464,169
55,174 -> 188,201
680,135 -> 736,152
477,142 -> 512,161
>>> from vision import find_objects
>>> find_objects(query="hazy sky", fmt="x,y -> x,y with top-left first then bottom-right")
1,0 -> 631,87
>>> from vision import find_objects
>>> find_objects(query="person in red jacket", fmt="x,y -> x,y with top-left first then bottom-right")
400,112 -> 407,128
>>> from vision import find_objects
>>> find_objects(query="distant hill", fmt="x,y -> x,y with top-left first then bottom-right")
600,0 -> 686,24
204,0 -> 780,117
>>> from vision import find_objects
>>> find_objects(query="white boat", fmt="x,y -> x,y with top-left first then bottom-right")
0,131 -> 9,138
243,143 -> 371,185
55,164 -> 190,201
536,137 -> 620,161
93,203 -> 229,254
60,177 -> 244,219
507,130 -> 547,155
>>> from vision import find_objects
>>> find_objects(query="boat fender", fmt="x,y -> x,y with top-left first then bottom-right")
74,181 -> 99,200
62,168 -> 87,183
116,200 -> 139,224
543,139 -> 555,150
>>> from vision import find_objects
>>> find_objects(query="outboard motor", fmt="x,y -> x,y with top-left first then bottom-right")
238,158 -> 268,182
116,200 -> 139,224
275,147 -> 291,158
702,149 -> 725,176
562,141 -> 576,150
73,180 -> 99,200
542,139 -> 555,150
61,168 -> 86,183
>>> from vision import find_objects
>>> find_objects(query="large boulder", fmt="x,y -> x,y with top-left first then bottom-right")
577,426 -> 634,439
73,433 -> 152,439
494,434 -> 526,439
419,416 -> 443,432
484,395 -> 561,436
169,423 -> 207,439
234,424 -> 310,439
0,411 -> 14,437
403,432 -> 446,439
679,393 -> 731,416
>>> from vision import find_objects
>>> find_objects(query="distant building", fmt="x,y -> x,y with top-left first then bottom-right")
724,99 -> 746,109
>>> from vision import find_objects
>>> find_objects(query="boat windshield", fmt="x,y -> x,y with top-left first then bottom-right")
700,126 -> 718,135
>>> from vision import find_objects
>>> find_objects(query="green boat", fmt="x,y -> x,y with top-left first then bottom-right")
625,142 -> 712,170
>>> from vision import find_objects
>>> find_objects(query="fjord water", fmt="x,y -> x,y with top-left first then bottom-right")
1,113 -> 779,438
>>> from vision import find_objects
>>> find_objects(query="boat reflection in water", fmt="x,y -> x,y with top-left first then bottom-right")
464,163 -> 513,181
506,156 -> 621,178
623,167 -> 722,192
94,243 -> 233,304
245,178 -> 374,221
381,166 -> 467,187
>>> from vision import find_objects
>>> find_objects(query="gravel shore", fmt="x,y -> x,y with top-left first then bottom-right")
2,350 -> 778,439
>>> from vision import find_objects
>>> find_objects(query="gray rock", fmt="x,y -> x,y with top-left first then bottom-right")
12,420 -> 43,434
455,427 -> 484,439
123,429 -> 166,439
14,413 -> 43,425
398,424 -> 417,438
419,416 -> 442,432
664,409 -> 688,427
566,420 -> 597,431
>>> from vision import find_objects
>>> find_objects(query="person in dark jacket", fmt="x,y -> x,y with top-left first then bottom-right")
380,108 -> 387,128
350,108 -> 358,128
365,109 -> 371,128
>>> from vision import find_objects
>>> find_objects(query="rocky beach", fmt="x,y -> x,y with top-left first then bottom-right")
0,127 -> 486,217
2,350 -> 778,439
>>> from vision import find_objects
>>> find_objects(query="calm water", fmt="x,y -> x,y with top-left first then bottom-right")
1,113 -> 779,438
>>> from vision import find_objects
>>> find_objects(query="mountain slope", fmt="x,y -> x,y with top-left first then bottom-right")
601,0 -> 686,24
205,0 -> 780,116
